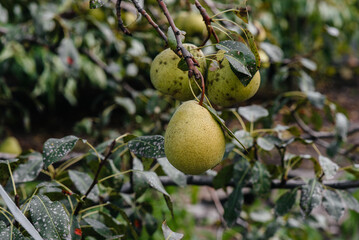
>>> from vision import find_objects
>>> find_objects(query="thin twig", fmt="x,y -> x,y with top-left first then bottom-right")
194,0 -> 219,46
131,0 -> 168,44
116,0 -> 132,35
74,140 -> 117,215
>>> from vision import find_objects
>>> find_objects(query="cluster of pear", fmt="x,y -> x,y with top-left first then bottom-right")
150,43 -> 260,175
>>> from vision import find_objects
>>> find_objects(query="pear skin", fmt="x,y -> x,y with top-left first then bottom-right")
164,101 -> 225,174
150,44 -> 206,101
207,53 -> 261,107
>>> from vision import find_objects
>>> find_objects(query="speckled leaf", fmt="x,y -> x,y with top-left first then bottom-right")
232,130 -> 253,150
244,29 -> 261,68
13,152 -> 43,183
69,215 -> 82,240
0,225 -> 28,240
250,162 -> 271,196
300,179 -> 323,216
43,135 -> 79,168
338,190 -> 359,212
0,221 -> 5,233
238,105 -> 269,122
162,221 -> 184,240
89,0 -> 104,9
157,157 -> 187,187
84,218 -> 112,238
164,195 -> 174,219
128,135 -> 165,159
322,189 -> 345,221
0,185 -> 43,240
217,40 -> 257,86
132,157 -> 148,198
68,170 -> 99,202
235,5 -> 249,23
140,171 -> 170,197
275,188 -> 298,216
29,195 -> 70,240
318,156 -> 339,180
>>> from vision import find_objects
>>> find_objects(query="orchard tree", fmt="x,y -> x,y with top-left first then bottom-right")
0,0 -> 359,239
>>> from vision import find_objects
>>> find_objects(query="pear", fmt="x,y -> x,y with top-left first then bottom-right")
0,136 -> 22,155
164,101 -> 225,175
175,12 -> 206,37
150,44 -> 206,101
207,52 -> 261,107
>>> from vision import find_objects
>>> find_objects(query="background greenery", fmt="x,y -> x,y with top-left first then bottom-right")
0,0 -> 358,239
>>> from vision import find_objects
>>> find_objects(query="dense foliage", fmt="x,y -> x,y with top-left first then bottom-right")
0,0 -> 359,239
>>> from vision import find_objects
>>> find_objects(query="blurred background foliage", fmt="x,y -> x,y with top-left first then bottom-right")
0,1 -> 359,238
0,0 -> 358,143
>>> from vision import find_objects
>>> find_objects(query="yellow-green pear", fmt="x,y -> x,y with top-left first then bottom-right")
0,137 -> 22,155
207,52 -> 261,107
164,101 -> 225,175
150,44 -> 206,101
175,12 -> 206,37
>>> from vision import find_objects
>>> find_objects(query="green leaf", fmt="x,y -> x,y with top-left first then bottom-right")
29,195 -> 70,240
300,179 -> 323,216
140,171 -> 170,197
167,27 -> 185,51
250,162 -> 271,196
157,157 -> 187,187
68,170 -> 99,202
203,104 -> 247,150
298,70 -> 315,92
305,91 -> 326,109
318,156 -> 339,180
243,29 -> 261,68
260,42 -> 284,63
335,113 -> 349,141
223,158 -> 251,226
0,185 -> 43,240
43,135 -> 79,168
275,188 -> 298,216
115,97 -> 136,115
216,40 -> 257,86
69,215 -> 82,240
128,135 -> 165,159
238,105 -> 269,122
177,58 -> 189,71
13,152 -> 43,183
145,213 -> 158,236
232,130 -> 253,150
89,0 -> 104,9
337,190 -> 359,212
322,189 -> 345,221
257,136 -> 275,151
132,157 -> 148,198
234,5 -> 249,23
84,218 -> 112,238
164,195 -> 175,219
0,225 -> 28,240
162,220 -> 184,240
213,164 -> 234,189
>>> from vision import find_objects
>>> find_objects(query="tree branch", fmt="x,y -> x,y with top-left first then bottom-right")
120,175 -> 359,193
157,0 -> 205,105
194,0 -> 219,46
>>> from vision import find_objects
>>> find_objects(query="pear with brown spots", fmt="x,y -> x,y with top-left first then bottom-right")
207,51 -> 261,107
164,100 -> 225,175
150,44 -> 206,101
